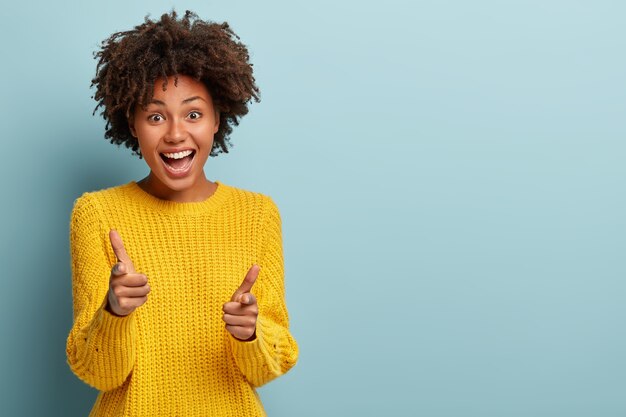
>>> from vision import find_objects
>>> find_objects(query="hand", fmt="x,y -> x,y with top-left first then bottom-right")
222,264 -> 261,341
106,230 -> 150,316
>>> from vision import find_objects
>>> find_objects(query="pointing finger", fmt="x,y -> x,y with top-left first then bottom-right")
109,229 -> 135,273
231,264 -> 260,302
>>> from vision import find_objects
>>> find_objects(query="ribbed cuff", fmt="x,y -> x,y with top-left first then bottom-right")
229,317 -> 297,387
229,316 -> 272,361
77,302 -> 137,390
95,305 -> 137,344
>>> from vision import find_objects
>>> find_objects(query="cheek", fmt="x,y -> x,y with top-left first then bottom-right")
135,127 -> 161,149
136,138 -> 161,165
136,137 -> 151,154
190,123 -> 217,141
141,149 -> 164,172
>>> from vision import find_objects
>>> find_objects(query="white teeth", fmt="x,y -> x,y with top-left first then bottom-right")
162,150 -> 193,159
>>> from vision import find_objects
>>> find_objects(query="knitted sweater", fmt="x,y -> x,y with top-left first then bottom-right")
66,180 -> 298,417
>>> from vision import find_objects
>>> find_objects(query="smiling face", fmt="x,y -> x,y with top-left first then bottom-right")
129,74 -> 220,202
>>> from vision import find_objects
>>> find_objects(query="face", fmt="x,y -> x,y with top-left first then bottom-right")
129,74 -> 219,199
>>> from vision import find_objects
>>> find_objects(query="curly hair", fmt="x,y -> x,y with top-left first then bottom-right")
91,9 -> 260,158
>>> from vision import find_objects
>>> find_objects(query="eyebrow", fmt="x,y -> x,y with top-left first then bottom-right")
147,96 -> 206,106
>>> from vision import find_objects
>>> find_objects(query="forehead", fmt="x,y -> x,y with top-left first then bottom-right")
150,74 -> 211,102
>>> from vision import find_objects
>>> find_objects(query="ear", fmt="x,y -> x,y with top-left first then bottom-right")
128,113 -> 137,138
125,104 -> 139,138
213,110 -> 220,134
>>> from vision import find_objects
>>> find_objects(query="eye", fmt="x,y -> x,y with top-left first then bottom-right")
188,111 -> 202,120
148,114 -> 164,123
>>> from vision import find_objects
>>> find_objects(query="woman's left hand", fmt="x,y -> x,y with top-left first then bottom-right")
222,264 -> 261,341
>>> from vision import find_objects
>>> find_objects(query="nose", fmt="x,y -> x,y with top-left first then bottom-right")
164,118 -> 187,143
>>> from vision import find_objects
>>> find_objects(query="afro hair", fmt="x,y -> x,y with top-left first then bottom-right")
91,9 -> 260,158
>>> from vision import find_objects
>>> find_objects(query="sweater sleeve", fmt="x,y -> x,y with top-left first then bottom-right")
65,193 -> 137,391
229,197 -> 299,387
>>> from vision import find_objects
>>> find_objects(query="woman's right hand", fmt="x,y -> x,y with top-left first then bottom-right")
106,230 -> 150,316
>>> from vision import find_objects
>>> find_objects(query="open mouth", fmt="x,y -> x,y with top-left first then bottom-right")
159,149 -> 196,173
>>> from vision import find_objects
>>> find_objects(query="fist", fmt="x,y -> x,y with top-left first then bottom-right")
106,230 -> 150,316
222,264 -> 261,341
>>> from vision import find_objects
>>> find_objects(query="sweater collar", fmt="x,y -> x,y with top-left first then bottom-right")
125,180 -> 230,215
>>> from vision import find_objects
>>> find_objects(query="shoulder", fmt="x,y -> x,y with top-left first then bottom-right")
220,183 -> 282,233
70,183 -> 133,222
221,182 -> 280,215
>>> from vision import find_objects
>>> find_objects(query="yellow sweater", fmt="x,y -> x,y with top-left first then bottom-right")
66,180 -> 298,417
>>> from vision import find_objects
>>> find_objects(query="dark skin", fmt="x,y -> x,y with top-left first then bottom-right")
91,10 -> 260,158
106,74 -> 260,341
92,10 -> 262,341
106,230 -> 150,317
129,75 -> 220,203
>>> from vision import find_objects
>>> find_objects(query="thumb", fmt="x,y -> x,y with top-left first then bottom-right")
231,264 -> 261,302
109,229 -> 135,273
111,261 -> 128,276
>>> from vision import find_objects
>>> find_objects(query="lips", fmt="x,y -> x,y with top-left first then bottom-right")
159,150 -> 196,177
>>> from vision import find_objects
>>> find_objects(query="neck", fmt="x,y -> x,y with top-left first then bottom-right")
137,172 -> 217,203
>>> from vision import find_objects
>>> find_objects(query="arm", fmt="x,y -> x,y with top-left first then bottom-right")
228,197 -> 299,387
65,194 -> 137,391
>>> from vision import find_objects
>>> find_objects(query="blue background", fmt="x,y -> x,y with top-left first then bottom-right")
1,1 -> 625,416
